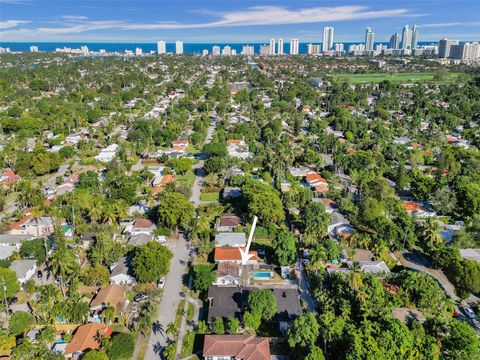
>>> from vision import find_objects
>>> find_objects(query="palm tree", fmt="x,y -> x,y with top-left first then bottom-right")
421,218 -> 443,248
102,305 -> 116,324
166,321 -> 179,338
50,247 -> 77,298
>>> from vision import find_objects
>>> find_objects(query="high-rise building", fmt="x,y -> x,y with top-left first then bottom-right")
202,49 -> 209,56
438,38 -> 459,58
450,42 -> 480,60
135,47 -> 143,56
175,41 -> 184,54
307,43 -> 321,55
259,44 -> 270,55
269,39 -> 275,55
30,45 -> 39,52
401,25 -> 411,49
411,25 -> 419,49
231,49 -> 237,56
389,33 -> 400,49
242,45 -> 254,56
277,39 -> 284,55
322,26 -> 334,52
365,27 -> 375,52
157,41 -> 166,54
222,46 -> 232,56
334,43 -> 344,52
212,45 -> 221,56
290,38 -> 299,55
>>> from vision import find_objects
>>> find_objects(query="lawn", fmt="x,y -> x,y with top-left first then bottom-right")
200,192 -> 220,202
334,72 -> 463,84
176,170 -> 195,189
180,330 -> 196,358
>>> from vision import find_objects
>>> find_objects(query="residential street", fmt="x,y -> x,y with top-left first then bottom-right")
396,250 -> 459,301
144,235 -> 189,359
144,119 -> 216,359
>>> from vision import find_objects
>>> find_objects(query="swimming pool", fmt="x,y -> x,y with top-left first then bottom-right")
252,271 -> 273,279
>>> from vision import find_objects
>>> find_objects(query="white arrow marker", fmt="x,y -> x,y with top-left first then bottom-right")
240,215 -> 258,265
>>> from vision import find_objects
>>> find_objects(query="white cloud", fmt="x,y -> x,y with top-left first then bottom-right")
1,5 -> 412,38
0,19 -> 30,29
61,15 -> 89,20
421,22 -> 480,28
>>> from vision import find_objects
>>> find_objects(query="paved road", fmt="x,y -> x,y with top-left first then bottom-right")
296,257 -> 317,312
397,251 -> 459,302
144,236 -> 189,359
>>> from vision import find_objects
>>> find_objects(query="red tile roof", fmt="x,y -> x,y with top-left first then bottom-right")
203,335 -> 270,360
65,323 -> 112,356
133,219 -> 154,228
402,201 -> 423,213
214,247 -> 259,262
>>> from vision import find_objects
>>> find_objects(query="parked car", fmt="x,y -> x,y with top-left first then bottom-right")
7,297 -> 17,305
37,270 -> 43,279
157,277 -> 166,289
463,306 -> 476,319
134,292 -> 148,302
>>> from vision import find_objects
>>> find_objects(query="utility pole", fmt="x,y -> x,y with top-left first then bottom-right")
2,277 -> 9,326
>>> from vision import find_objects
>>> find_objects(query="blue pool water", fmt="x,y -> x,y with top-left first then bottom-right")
253,271 -> 272,278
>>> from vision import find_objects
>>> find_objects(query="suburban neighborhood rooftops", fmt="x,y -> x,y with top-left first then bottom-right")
214,247 -> 259,262
133,219 -> 154,228
10,259 -> 36,279
65,323 -> 112,356
206,286 -> 301,323
215,232 -> 246,247
90,284 -> 126,310
203,335 -> 270,360
460,249 -> 480,263
0,234 -> 34,245
218,214 -> 241,228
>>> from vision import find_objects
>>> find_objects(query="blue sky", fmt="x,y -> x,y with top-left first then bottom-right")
1,0 -> 479,43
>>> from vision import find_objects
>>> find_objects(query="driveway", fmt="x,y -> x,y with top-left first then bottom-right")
396,251 -> 459,302
144,235 -> 189,359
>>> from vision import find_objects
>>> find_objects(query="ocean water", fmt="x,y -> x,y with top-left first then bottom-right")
0,41 -> 437,55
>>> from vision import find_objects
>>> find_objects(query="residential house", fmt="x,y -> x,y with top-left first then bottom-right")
0,170 -> 21,186
64,323 -> 112,359
206,286 -> 301,325
402,201 -> 436,217
214,247 -> 259,265
327,260 -> 390,275
10,259 -> 36,284
328,212 -> 351,236
9,216 -> 55,237
0,234 -> 34,250
127,233 -> 154,246
216,214 -> 241,232
109,257 -> 135,285
289,166 -> 311,177
215,233 -> 246,248
89,284 -> 126,319
460,249 -> 480,263
215,262 -> 242,286
203,335 -> 270,360
226,139 -> 251,159
95,144 -> 119,163
305,172 -> 329,193
127,219 -> 156,235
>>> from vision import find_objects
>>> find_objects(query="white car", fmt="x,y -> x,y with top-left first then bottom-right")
157,277 -> 166,289
464,307 -> 476,319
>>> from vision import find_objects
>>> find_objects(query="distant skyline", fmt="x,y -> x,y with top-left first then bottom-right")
1,0 -> 480,43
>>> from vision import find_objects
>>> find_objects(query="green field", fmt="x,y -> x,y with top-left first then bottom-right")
200,192 -> 220,202
334,72 -> 463,84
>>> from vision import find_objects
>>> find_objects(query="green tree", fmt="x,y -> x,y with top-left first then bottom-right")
302,202 -> 330,244
9,311 -> 35,336
192,264 -> 215,292
107,332 -> 135,360
272,227 -> 297,266
227,317 -> 240,334
168,158 -> 193,175
248,289 -> 277,321
213,317 -> 225,334
243,311 -> 261,332
204,157 -> 226,175
156,191 -> 194,229
0,268 -> 19,298
81,350 -> 109,360
19,238 -> 47,264
131,242 -> 173,283
443,320 -> 480,360
305,346 -> 325,360
242,179 -> 284,224
288,312 -> 320,348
